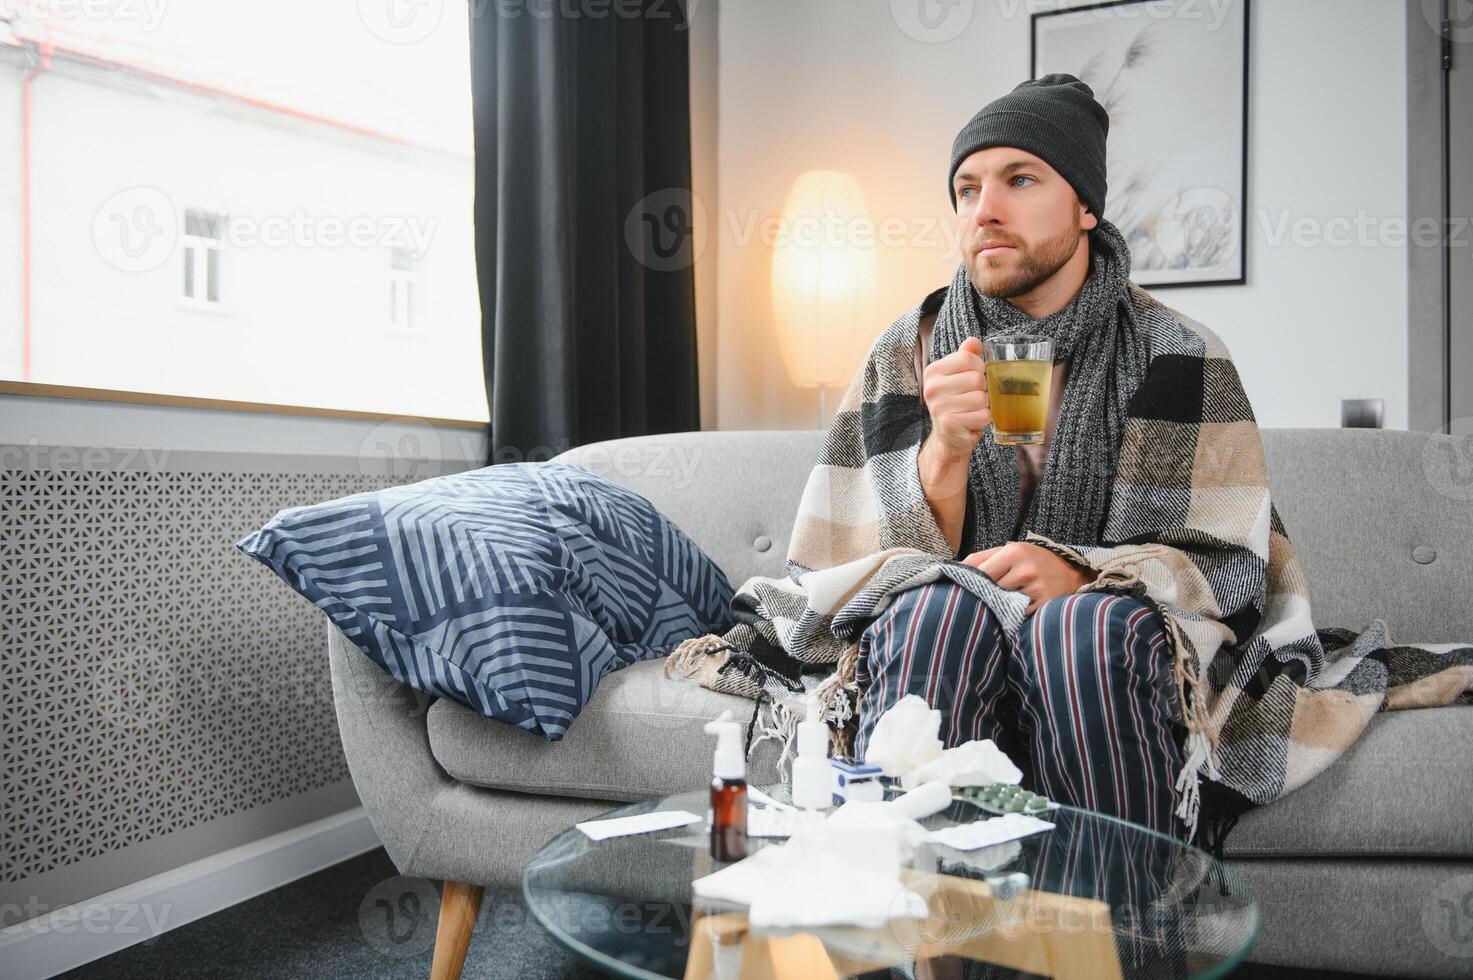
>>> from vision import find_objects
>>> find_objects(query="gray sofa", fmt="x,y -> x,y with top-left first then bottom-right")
326,427 -> 1473,978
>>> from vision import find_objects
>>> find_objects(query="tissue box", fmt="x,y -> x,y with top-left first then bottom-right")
830,757 -> 884,804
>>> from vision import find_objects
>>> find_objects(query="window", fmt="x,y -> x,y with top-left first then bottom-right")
1,1 -> 486,421
182,209 -> 224,306
389,247 -> 420,333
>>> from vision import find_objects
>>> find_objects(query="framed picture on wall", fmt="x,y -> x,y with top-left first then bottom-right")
1032,0 -> 1250,288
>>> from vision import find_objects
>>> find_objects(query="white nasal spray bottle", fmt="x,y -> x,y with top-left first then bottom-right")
791,695 -> 832,810
704,710 -> 747,861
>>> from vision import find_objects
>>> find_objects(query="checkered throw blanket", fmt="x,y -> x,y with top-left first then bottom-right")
664,282 -> 1473,847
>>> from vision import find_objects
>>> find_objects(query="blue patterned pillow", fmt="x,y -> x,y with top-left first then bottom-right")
236,462 -> 734,740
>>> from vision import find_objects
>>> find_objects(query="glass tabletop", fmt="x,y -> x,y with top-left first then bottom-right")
522,782 -> 1258,980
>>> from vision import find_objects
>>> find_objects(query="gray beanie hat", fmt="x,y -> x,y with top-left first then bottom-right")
948,73 -> 1110,218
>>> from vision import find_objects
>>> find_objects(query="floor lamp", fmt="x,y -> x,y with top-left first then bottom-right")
771,170 -> 877,431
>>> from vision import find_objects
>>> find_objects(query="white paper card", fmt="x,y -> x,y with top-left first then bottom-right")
576,809 -> 701,841
927,813 -> 1054,850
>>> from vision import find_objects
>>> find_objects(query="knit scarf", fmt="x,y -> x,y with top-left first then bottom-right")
931,217 -> 1149,550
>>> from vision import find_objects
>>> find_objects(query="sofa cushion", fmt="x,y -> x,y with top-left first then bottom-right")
430,659 -> 1473,857
555,429 -> 1473,645
1224,704 -> 1473,858
1261,429 -> 1473,644
427,659 -> 787,802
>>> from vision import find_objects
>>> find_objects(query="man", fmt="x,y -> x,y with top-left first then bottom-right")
667,73 -> 1470,861
850,73 -> 1191,838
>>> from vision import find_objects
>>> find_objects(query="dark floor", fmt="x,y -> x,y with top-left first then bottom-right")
57,847 -> 1388,980
58,847 -> 601,980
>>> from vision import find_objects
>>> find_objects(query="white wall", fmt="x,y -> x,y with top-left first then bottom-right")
708,0 -> 1409,431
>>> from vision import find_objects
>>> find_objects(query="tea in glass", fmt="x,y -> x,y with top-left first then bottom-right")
984,335 -> 1053,445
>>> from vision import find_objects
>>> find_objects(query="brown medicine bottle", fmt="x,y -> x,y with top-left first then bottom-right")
703,711 -> 748,861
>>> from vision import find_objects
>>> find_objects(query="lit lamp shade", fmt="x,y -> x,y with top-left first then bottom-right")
771,170 -> 879,389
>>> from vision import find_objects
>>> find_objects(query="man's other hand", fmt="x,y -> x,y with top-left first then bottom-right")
961,541 -> 1097,615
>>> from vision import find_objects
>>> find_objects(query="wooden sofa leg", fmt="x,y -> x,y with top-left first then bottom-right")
430,880 -> 484,980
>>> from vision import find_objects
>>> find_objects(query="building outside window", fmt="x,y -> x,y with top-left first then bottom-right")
0,1 -> 486,421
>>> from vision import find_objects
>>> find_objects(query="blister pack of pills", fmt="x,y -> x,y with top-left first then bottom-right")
954,783 -> 1058,816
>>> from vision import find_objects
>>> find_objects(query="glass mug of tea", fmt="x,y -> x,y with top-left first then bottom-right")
984,335 -> 1053,445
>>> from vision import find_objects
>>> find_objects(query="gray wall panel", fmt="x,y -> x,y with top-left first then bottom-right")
1,445 -> 471,923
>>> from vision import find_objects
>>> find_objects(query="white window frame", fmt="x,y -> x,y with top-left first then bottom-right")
388,247 -> 422,336
181,208 -> 226,309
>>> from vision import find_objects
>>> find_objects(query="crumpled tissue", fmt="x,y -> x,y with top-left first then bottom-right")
690,781 -> 954,930
692,817 -> 927,929
864,694 -> 1024,790
862,694 -> 943,777
900,737 -> 1023,790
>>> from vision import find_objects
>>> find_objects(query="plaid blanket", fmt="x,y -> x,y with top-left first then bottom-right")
665,282 -> 1473,850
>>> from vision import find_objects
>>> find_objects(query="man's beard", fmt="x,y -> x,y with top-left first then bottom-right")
968,216 -> 1084,301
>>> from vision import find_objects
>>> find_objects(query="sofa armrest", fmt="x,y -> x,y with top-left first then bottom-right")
326,621 -> 452,871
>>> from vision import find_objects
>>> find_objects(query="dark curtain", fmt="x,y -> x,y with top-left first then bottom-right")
469,0 -> 701,464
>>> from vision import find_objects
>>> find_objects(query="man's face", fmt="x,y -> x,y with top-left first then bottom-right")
952,147 -> 1097,300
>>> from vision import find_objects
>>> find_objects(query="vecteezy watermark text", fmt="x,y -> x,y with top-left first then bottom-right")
0,441 -> 172,471
1019,0 -> 1236,31
1257,208 -> 1471,250
0,896 -> 174,935
2,0 -> 170,31
92,186 -> 438,274
358,0 -> 699,44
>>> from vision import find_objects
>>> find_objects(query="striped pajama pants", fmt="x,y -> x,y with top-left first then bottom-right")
853,582 -> 1190,842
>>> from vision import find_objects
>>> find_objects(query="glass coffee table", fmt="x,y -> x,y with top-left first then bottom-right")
523,782 -> 1258,979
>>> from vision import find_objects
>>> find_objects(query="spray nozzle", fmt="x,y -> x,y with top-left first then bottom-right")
705,709 -> 745,780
